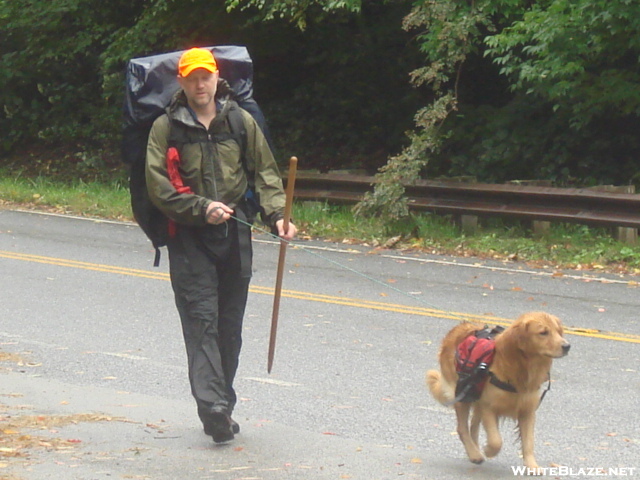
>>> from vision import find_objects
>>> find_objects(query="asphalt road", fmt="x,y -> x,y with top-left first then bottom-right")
0,208 -> 639,480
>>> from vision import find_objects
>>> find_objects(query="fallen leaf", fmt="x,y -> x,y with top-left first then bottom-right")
411,458 -> 423,464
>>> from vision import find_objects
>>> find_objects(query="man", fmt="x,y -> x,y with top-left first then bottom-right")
145,47 -> 297,443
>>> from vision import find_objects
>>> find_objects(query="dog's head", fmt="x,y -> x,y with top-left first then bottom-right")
513,312 -> 570,359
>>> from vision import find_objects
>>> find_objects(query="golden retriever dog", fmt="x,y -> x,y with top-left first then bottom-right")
427,312 -> 570,472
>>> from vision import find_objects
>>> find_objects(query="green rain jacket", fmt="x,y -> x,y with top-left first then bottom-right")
145,80 -> 286,228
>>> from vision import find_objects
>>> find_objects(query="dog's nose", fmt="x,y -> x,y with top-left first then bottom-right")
562,343 -> 571,355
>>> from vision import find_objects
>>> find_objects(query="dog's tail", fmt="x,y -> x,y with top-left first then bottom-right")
426,369 -> 454,406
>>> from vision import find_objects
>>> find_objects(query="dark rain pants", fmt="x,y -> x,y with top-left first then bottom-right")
167,212 -> 252,426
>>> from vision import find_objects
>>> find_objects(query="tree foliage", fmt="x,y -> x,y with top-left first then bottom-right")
356,0 -> 491,217
486,0 -> 640,129
0,0 -> 146,150
0,0 -> 422,175
1,0 -> 640,207
358,0 -> 640,217
227,0 -> 362,29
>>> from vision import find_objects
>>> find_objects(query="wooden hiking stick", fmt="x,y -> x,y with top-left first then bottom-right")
268,156 -> 298,373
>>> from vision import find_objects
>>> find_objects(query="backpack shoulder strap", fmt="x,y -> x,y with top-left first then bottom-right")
226,104 -> 249,173
166,116 -> 191,150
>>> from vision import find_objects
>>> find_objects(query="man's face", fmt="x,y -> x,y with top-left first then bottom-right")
178,68 -> 218,110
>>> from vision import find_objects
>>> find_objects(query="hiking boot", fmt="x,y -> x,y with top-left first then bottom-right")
203,416 -> 239,435
230,417 -> 240,434
203,412 -> 234,444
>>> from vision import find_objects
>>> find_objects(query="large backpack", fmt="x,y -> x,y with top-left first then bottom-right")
122,45 -> 271,265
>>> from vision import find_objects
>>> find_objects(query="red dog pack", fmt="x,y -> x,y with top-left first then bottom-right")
452,325 -> 505,403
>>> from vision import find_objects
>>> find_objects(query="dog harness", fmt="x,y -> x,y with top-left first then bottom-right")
488,371 -> 517,393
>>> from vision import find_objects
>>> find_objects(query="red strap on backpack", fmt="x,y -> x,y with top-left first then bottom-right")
166,147 -> 193,194
165,146 -> 194,237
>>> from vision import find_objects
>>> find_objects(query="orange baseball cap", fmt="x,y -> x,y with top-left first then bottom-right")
178,48 -> 218,77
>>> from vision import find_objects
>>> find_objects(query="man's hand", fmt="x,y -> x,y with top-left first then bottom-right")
205,201 -> 234,225
276,219 -> 297,241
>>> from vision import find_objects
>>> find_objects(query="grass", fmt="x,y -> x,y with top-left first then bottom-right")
2,169 -> 640,274
296,202 -> 640,273
1,171 -> 131,220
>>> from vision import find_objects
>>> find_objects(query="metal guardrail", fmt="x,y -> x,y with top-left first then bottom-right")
288,172 -> 640,230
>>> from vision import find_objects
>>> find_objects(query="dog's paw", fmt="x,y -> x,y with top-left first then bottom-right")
484,443 -> 501,458
465,446 -> 485,465
525,466 -> 544,476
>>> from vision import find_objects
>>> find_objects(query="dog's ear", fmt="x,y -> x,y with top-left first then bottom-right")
523,314 -> 551,337
519,318 -> 532,347
550,314 -> 564,335
506,317 -> 529,350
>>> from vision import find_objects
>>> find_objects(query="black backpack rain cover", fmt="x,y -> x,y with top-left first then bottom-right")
121,45 -> 271,259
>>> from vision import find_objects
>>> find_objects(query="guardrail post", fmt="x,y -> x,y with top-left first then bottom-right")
459,214 -> 479,235
533,221 -> 551,238
588,185 -> 638,245
508,180 -> 553,239
617,227 -> 637,245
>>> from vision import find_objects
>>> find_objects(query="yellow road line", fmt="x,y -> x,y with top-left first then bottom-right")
2,250 -> 639,344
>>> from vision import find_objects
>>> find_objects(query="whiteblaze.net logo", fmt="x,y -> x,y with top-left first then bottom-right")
511,466 -> 637,477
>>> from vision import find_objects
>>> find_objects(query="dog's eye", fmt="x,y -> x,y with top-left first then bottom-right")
540,330 -> 549,336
